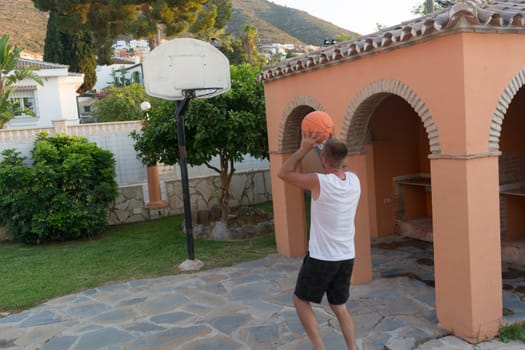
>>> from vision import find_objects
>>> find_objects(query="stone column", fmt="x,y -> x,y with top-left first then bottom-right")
431,155 -> 502,342
270,153 -> 308,257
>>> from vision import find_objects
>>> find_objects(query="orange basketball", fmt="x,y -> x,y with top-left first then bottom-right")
301,111 -> 334,142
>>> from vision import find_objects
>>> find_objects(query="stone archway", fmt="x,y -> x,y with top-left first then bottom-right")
269,96 -> 325,257
341,80 -> 441,156
276,96 -> 324,153
489,68 -> 525,153
491,68 -> 525,267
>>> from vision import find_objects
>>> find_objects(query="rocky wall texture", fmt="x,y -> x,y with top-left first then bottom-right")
108,169 -> 272,225
0,170 -> 271,241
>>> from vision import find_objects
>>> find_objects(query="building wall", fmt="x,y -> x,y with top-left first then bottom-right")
261,30 -> 525,342
93,64 -> 132,91
9,71 -> 83,129
56,76 -> 83,124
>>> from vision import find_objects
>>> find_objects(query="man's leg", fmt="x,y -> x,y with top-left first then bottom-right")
329,303 -> 357,350
294,295 -> 325,350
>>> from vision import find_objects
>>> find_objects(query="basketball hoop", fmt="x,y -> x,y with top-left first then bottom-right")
141,38 -> 231,265
142,38 -> 231,100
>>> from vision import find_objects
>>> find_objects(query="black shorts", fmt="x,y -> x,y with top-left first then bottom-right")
294,253 -> 354,305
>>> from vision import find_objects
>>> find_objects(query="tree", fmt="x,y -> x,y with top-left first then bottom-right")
131,64 -> 268,221
191,0 -> 232,35
35,0 -> 139,62
43,11 -> 63,64
0,35 -> 43,127
92,84 -> 157,123
33,0 -> 232,52
68,30 -> 97,95
213,26 -> 266,68
219,37 -> 249,66
44,11 -> 97,94
0,134 -> 118,244
334,33 -> 360,42
240,24 -> 259,65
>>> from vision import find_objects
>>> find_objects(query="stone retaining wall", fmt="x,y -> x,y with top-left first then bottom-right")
0,119 -> 272,237
108,169 -> 272,225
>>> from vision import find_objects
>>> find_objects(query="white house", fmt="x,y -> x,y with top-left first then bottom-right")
111,40 -> 127,50
92,59 -> 137,92
77,61 -> 143,123
9,59 -> 84,129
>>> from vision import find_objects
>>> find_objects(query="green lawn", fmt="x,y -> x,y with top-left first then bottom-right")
0,207 -> 276,313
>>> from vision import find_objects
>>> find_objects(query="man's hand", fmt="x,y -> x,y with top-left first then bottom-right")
300,130 -> 322,151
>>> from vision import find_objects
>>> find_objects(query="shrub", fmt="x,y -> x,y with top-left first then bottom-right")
0,133 -> 118,244
499,321 -> 525,343
91,84 -> 152,122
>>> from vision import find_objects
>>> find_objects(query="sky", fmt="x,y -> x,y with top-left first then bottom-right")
268,0 -> 422,35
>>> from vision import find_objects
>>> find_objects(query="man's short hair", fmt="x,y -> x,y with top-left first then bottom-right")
322,138 -> 348,168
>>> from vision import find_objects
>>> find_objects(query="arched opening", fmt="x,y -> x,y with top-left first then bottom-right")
278,105 -> 313,153
287,105 -> 319,234
271,102 -> 324,257
498,87 -> 525,322
366,95 -> 431,239
340,81 -> 438,286
342,91 -> 437,289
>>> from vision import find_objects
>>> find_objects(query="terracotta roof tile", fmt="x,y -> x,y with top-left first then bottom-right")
16,58 -> 68,70
259,0 -> 525,82
14,85 -> 37,91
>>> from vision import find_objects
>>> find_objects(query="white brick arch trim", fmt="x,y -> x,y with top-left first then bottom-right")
276,96 -> 324,153
489,70 -> 525,153
341,80 -> 441,156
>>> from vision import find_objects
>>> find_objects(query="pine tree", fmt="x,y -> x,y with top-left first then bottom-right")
43,11 -> 97,94
70,31 -> 97,95
43,11 -> 63,64
34,0 -> 232,95
33,0 -> 232,50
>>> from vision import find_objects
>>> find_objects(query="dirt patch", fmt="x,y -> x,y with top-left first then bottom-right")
226,206 -> 273,227
192,206 -> 274,240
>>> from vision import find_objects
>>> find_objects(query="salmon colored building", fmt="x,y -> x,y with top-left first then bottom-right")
259,0 -> 525,343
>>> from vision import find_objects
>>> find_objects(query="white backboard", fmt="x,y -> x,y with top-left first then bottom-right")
143,38 -> 231,100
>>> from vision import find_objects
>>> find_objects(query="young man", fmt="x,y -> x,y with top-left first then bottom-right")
278,133 -> 360,350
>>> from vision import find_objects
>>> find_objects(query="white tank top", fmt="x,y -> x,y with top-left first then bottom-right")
309,171 -> 361,261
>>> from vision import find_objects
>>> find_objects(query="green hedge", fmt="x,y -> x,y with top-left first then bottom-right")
0,133 -> 118,244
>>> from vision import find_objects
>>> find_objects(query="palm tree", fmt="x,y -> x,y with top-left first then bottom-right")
0,35 -> 43,127
240,24 -> 259,65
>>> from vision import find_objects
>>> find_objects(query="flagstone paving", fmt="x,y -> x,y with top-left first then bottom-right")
1,236 -> 525,349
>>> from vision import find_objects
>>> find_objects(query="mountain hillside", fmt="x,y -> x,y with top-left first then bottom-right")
0,0 -> 47,56
1,0 -> 359,56
228,0 -> 359,46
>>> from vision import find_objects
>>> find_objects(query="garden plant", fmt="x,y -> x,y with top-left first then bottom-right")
0,133 -> 118,244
